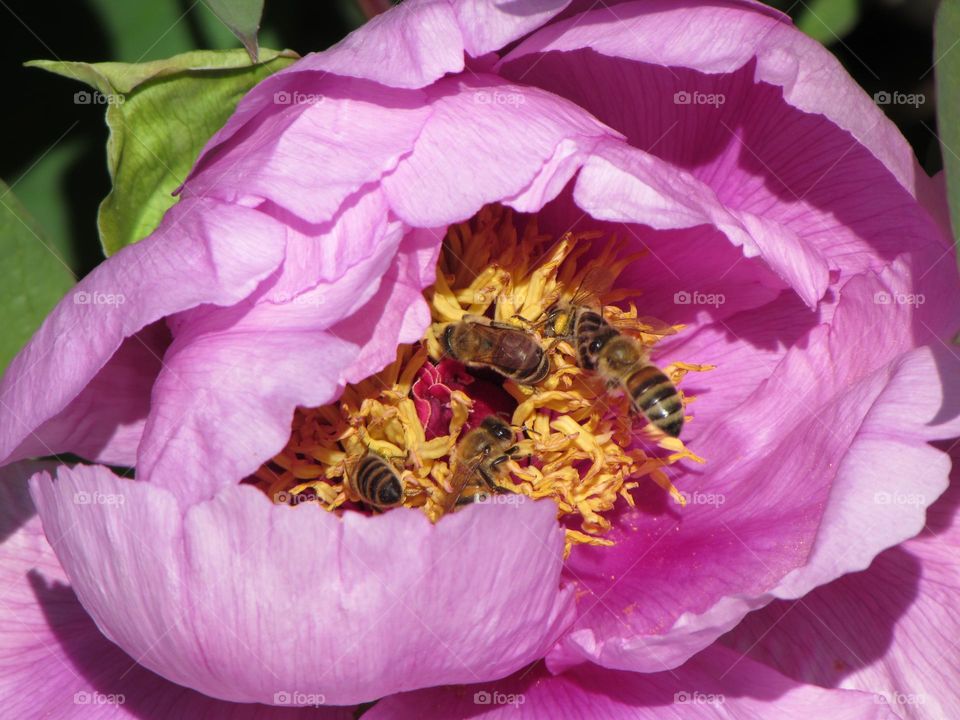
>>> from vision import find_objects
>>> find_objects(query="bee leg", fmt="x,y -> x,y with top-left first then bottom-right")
505,444 -> 533,462
484,455 -> 515,494
544,337 -> 562,355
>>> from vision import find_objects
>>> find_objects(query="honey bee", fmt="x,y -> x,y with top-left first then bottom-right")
543,267 -> 675,366
442,315 -> 549,384
348,452 -> 405,510
543,302 -> 611,370
441,416 -> 519,513
543,268 -> 684,437
589,331 -> 685,438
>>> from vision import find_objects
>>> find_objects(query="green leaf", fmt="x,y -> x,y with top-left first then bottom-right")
11,137 -> 85,272
204,0 -> 265,62
28,48 -> 299,256
936,0 -> 960,250
796,0 -> 860,45
0,180 -> 75,375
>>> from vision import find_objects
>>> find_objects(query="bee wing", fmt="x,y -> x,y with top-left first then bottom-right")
451,322 -> 536,366
455,345 -> 502,365
441,453 -> 488,512
343,453 -> 365,500
567,266 -> 618,310
607,315 -> 679,339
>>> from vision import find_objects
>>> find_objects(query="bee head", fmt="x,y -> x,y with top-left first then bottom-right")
481,416 -> 514,443
584,326 -> 618,364
601,336 -> 641,372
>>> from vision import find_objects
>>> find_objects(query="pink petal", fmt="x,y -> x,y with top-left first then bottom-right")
30,464 -> 574,706
293,0 -> 465,88
0,198 -> 286,468
181,78 -> 433,225
501,0 -> 928,200
381,75 -> 617,226
723,451 -> 960,719
368,645 -> 898,719
499,3 -> 952,295
184,73 -> 618,228
135,211 -> 432,504
573,140 -> 830,307
451,0 -> 572,57
8,322 -> 168,467
0,462 -> 351,719
535,187 -> 787,327
180,0 -> 571,169
546,269 -> 960,674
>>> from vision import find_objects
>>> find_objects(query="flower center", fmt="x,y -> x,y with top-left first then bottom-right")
253,205 -> 712,556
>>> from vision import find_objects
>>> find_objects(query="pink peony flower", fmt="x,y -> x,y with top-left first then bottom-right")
2,1 -> 959,717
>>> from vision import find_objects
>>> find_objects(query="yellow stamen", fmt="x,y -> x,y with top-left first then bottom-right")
255,204 -> 712,553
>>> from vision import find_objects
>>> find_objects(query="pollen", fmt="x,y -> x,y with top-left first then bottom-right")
254,204 -> 712,556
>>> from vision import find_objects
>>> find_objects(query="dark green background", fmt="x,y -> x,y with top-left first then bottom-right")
0,0 -> 942,279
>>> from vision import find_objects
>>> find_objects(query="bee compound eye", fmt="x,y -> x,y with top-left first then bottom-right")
589,338 -> 603,354
441,324 -> 455,350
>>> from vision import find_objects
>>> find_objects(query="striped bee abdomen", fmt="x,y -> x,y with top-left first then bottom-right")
355,454 -> 404,509
624,365 -> 684,438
